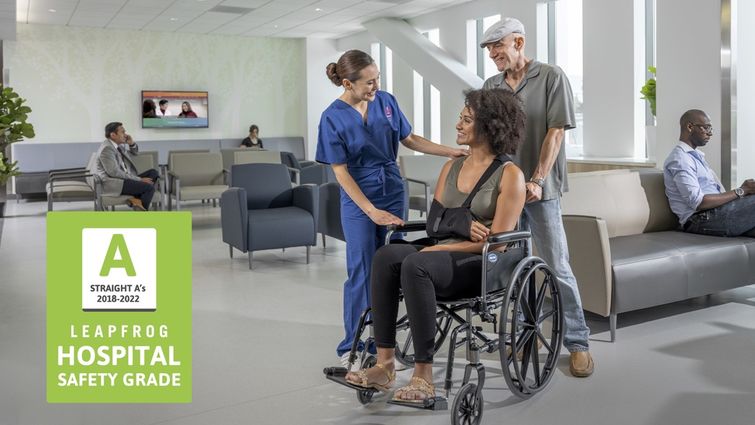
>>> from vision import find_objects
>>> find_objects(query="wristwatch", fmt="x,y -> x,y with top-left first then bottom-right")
735,187 -> 745,198
529,177 -> 545,187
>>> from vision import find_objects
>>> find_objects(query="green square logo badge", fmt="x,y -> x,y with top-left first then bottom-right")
47,212 -> 192,403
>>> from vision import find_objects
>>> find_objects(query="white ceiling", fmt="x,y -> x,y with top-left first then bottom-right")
14,0 -> 473,39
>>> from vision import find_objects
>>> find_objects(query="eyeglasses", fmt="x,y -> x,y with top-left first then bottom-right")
691,123 -> 714,131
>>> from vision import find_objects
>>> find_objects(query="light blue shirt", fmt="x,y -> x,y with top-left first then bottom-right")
663,142 -> 723,225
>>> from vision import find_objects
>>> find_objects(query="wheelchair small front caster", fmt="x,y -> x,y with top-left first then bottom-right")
356,355 -> 377,405
451,383 -> 483,425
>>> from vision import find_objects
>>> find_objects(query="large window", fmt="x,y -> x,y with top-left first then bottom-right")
413,29 -> 441,143
370,42 -> 393,94
645,0 -> 655,127
553,0 -> 584,157
466,14 -> 501,79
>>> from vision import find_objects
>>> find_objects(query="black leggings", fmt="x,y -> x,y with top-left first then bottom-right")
370,243 -> 482,363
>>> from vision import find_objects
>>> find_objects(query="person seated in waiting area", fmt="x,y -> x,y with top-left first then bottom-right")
663,109 -> 755,237
344,88 -> 527,402
94,122 -> 160,211
240,124 -> 263,148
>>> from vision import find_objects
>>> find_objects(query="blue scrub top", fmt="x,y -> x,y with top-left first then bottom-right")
316,91 -> 411,201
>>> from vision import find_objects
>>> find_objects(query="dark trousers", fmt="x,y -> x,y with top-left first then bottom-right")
120,169 -> 159,210
370,243 -> 482,363
684,194 -> 755,237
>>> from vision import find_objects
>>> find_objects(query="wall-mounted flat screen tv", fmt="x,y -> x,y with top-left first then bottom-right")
142,90 -> 209,128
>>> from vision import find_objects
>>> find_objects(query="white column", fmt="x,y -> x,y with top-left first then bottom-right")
392,53 -> 416,157
736,0 -> 755,183
0,0 -> 16,41
656,0 -> 722,175
304,38 -> 342,161
582,0 -> 645,158
439,14 -> 470,147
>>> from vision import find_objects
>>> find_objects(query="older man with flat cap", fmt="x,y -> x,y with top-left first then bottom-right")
480,18 -> 594,377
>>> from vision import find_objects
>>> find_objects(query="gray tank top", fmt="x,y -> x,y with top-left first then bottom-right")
436,156 -> 506,245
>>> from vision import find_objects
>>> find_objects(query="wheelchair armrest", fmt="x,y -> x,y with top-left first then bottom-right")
387,221 -> 427,233
486,230 -> 531,245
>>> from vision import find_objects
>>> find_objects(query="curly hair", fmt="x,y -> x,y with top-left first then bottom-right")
463,88 -> 525,155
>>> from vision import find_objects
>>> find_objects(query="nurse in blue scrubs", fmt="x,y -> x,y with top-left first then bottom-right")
316,49 -> 466,366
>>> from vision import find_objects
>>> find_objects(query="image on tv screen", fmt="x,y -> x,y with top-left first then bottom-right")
142,90 -> 209,128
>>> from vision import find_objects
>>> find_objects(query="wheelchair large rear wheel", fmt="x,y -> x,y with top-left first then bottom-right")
499,257 -> 564,399
394,311 -> 453,367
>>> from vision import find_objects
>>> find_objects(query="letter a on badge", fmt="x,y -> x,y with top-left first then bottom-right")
100,234 -> 136,276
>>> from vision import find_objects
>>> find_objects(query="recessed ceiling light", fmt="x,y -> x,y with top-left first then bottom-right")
315,8 -> 322,11
48,9 -> 56,13
170,18 -> 179,21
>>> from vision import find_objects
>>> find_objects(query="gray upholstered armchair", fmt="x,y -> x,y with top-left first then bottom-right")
318,181 -> 345,249
280,151 -> 335,186
221,163 -> 319,269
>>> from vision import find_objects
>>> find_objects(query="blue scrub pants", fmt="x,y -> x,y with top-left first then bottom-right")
336,193 -> 404,356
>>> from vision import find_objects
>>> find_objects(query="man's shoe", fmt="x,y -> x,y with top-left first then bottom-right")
339,351 -> 362,372
569,351 -> 594,377
127,198 -> 147,211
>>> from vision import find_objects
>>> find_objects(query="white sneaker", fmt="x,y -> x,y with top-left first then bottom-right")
339,351 -> 361,372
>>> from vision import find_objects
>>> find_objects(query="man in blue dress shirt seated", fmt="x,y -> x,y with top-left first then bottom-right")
663,109 -> 755,237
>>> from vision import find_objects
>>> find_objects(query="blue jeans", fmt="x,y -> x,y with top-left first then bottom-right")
684,195 -> 755,237
521,198 -> 590,352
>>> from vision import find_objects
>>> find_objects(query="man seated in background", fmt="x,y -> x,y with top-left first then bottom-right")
663,109 -> 755,236
94,122 -> 160,211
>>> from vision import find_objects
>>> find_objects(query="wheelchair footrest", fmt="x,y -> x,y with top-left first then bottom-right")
323,367 -> 377,394
387,396 -> 448,411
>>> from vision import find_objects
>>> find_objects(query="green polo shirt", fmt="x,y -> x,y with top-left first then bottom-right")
483,61 -> 576,200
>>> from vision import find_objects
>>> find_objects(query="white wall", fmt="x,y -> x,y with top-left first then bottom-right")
304,38 -> 342,161
656,0 -> 723,176
4,24 -> 306,144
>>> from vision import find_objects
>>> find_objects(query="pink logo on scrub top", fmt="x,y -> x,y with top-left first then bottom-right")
384,105 -> 393,119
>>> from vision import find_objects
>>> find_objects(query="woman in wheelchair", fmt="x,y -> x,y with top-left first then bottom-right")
345,88 -> 527,402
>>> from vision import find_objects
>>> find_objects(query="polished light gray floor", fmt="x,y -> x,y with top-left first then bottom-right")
1,200 -> 754,425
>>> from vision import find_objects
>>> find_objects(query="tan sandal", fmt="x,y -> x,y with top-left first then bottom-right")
345,363 -> 395,392
393,376 -> 435,403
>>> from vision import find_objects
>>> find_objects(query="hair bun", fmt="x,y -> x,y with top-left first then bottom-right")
326,62 -> 342,86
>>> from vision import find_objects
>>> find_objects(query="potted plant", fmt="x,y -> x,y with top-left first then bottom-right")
640,66 -> 656,159
0,84 -> 36,217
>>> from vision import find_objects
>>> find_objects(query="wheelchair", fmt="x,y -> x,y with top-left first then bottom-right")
324,221 -> 564,425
